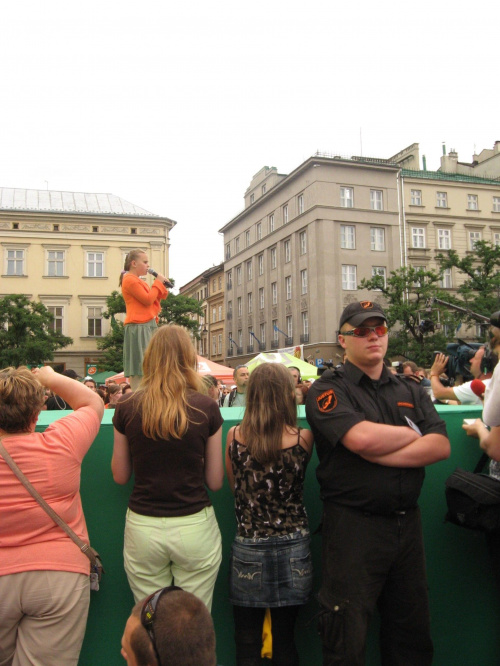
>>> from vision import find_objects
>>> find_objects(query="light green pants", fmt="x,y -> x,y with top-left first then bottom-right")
123,506 -> 222,610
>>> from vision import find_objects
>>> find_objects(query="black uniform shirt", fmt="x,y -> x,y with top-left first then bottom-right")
305,361 -> 448,514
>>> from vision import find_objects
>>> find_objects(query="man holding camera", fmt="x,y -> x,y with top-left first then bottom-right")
306,300 -> 450,666
430,346 -> 496,404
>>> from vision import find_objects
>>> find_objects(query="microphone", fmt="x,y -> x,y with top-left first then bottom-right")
147,268 -> 174,289
470,379 -> 486,400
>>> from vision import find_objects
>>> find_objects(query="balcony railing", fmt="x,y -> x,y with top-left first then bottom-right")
247,344 -> 254,353
258,343 -> 266,351
285,337 -> 293,346
271,340 -> 279,349
226,311 -> 232,320
227,348 -> 233,357
237,347 -> 243,355
300,334 -> 310,343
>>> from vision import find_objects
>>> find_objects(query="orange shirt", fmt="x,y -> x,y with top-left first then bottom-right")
0,407 -> 101,576
122,273 -> 168,325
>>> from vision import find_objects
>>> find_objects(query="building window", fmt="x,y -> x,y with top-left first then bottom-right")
248,327 -> 253,346
298,194 -> 304,214
269,214 -> 275,232
6,248 -> 25,275
370,227 -> 385,251
212,279 -> 216,292
212,335 -> 217,356
440,268 -> 453,289
270,247 -> 277,269
47,306 -> 64,333
411,189 -> 422,206
467,194 -> 479,211
86,252 -> 104,277
283,205 -> 289,224
285,276 -> 292,300
219,276 -> 222,289
262,184 -> 266,195
284,239 -> 291,263
47,250 -> 65,277
436,191 -> 448,208
258,254 -> 264,275
236,265 -> 242,285
225,243 -> 231,260
370,190 -> 383,211
247,292 -> 253,313
237,297 -> 242,317
286,315 -> 293,338
218,305 -> 222,320
250,193 -> 254,204
493,197 -> 500,213
259,287 -> 264,309
302,311 -> 309,336
227,271 -> 232,289
260,323 -> 266,344
272,282 -> 277,305
494,233 -> 500,246
227,300 -> 232,317
257,222 -> 262,240
437,228 -> 451,250
340,225 -> 355,249
301,269 -> 308,295
411,227 -> 425,248
371,266 -> 387,289
245,230 -> 250,247
238,330 -> 243,347
247,260 -> 252,281
299,230 -> 307,255
340,187 -> 353,208
87,306 -> 103,336
218,334 -> 222,355
235,237 -> 240,253
212,307 -> 217,323
342,265 -> 357,290
272,320 -> 279,342
469,231 -> 481,251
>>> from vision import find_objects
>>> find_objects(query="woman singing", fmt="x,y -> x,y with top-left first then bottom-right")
226,363 -> 314,666
120,249 -> 169,391
112,325 -> 224,610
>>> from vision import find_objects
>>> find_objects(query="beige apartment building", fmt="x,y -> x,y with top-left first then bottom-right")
219,142 -> 500,367
178,263 -> 225,362
0,188 -> 175,374
219,156 -> 401,367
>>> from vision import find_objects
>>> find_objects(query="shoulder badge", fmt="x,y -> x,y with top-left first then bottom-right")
316,388 -> 337,413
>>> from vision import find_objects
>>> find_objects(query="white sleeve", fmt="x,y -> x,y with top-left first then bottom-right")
452,381 -> 482,405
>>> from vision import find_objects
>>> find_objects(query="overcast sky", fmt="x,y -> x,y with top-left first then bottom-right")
1,0 -> 498,289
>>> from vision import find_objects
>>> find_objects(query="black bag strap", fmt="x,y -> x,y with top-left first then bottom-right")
474,452 -> 490,474
0,436 -> 99,570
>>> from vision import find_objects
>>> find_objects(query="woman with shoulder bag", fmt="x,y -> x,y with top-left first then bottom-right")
225,363 -> 314,666
0,366 -> 104,666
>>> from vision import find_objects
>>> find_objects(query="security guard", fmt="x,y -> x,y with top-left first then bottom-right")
306,301 -> 450,666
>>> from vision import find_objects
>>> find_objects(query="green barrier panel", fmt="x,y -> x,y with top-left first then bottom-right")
35,404 -> 500,665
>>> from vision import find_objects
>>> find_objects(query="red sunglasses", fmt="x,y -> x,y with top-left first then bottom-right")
342,325 -> 388,338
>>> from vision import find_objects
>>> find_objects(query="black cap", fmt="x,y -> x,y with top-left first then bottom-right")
339,301 -> 387,329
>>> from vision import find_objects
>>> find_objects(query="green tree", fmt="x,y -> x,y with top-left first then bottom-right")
0,294 -> 73,367
436,240 -> 500,322
359,266 -> 461,366
97,290 -> 205,371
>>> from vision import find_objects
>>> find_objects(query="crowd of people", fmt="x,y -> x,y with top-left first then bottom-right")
1,296 -> 499,666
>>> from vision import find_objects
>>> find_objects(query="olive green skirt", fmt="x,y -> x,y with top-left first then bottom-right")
123,318 -> 157,377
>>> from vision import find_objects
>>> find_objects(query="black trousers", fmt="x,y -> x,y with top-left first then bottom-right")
232,604 -> 300,666
318,503 -> 433,666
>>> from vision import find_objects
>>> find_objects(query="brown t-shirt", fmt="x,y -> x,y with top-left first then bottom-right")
113,391 -> 223,517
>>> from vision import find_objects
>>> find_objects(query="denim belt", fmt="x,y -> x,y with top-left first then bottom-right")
235,529 -> 310,545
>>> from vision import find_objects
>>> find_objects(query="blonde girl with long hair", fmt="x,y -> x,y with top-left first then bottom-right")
120,248 -> 170,391
225,363 -> 314,666
112,325 -> 224,609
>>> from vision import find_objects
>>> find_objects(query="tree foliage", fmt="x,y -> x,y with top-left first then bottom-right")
436,240 -> 500,321
0,294 -> 73,368
97,290 -> 205,371
359,267 -> 461,366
